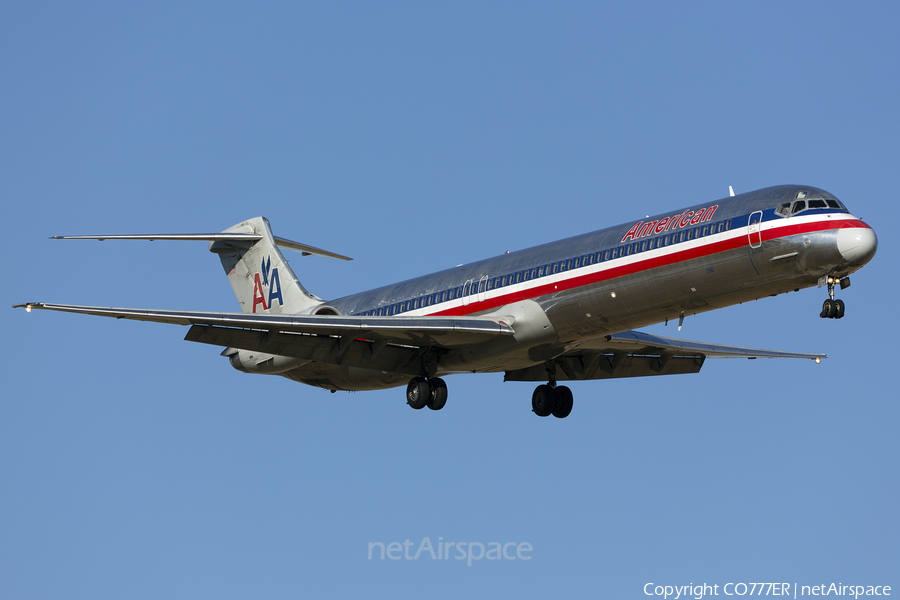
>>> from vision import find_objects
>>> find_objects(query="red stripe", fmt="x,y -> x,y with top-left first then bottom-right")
426,217 -> 869,318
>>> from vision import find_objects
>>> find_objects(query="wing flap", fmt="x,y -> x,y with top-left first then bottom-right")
186,325 -> 425,376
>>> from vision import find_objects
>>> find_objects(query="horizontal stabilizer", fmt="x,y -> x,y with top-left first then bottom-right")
50,233 -> 352,261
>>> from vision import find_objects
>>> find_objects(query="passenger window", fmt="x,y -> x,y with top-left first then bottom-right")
486,279 -> 493,291
792,200 -> 806,214
776,202 -> 791,217
537,266 -> 544,277
726,219 -> 731,230
553,263 -> 560,274
531,268 -> 537,279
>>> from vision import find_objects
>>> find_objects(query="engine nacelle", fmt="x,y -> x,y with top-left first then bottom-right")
227,349 -> 309,374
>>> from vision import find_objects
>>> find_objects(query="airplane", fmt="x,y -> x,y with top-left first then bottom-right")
15,184 -> 877,419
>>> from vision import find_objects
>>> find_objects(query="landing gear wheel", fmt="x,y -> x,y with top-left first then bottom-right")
532,384 -> 558,417
406,376 -> 430,410
552,386 -> 573,419
834,299 -> 845,319
821,299 -> 835,319
427,378 -> 448,410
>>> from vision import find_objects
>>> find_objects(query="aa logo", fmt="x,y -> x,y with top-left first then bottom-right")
252,255 -> 283,312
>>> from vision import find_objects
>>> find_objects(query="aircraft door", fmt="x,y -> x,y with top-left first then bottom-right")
748,211 -> 762,248
462,279 -> 473,306
478,276 -> 488,302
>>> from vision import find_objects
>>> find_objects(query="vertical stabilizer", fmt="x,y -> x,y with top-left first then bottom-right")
209,217 -> 322,314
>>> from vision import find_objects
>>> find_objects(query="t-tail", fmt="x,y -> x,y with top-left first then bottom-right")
49,216 -> 352,315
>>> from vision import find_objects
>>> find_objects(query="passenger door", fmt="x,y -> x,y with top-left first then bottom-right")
748,211 -> 762,248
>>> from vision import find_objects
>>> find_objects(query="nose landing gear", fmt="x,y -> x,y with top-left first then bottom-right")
820,276 -> 850,319
820,298 -> 845,319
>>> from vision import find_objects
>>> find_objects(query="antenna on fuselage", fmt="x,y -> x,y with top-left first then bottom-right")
729,186 -> 736,197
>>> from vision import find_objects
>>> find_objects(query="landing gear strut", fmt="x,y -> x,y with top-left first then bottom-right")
820,276 -> 849,319
406,376 -> 448,411
531,363 -> 574,419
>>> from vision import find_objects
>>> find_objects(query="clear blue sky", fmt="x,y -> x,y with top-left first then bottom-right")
2,2 -> 897,598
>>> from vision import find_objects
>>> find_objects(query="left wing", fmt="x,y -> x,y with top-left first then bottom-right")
504,329 -> 825,382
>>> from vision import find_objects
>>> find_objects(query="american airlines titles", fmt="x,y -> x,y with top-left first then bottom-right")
621,205 -> 719,243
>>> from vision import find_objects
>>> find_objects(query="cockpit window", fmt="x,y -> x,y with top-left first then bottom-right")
781,193 -> 847,217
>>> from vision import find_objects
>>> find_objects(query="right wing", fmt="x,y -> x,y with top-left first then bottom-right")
15,301 -> 515,377
13,302 -> 513,348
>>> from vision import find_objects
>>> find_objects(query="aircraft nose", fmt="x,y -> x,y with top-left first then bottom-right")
837,225 -> 877,266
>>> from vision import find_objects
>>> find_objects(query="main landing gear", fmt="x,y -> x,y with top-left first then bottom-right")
406,376 -> 448,411
532,384 -> 573,418
820,276 -> 850,319
531,363 -> 573,419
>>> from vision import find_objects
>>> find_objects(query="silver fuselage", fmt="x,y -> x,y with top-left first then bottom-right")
274,185 -> 877,390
